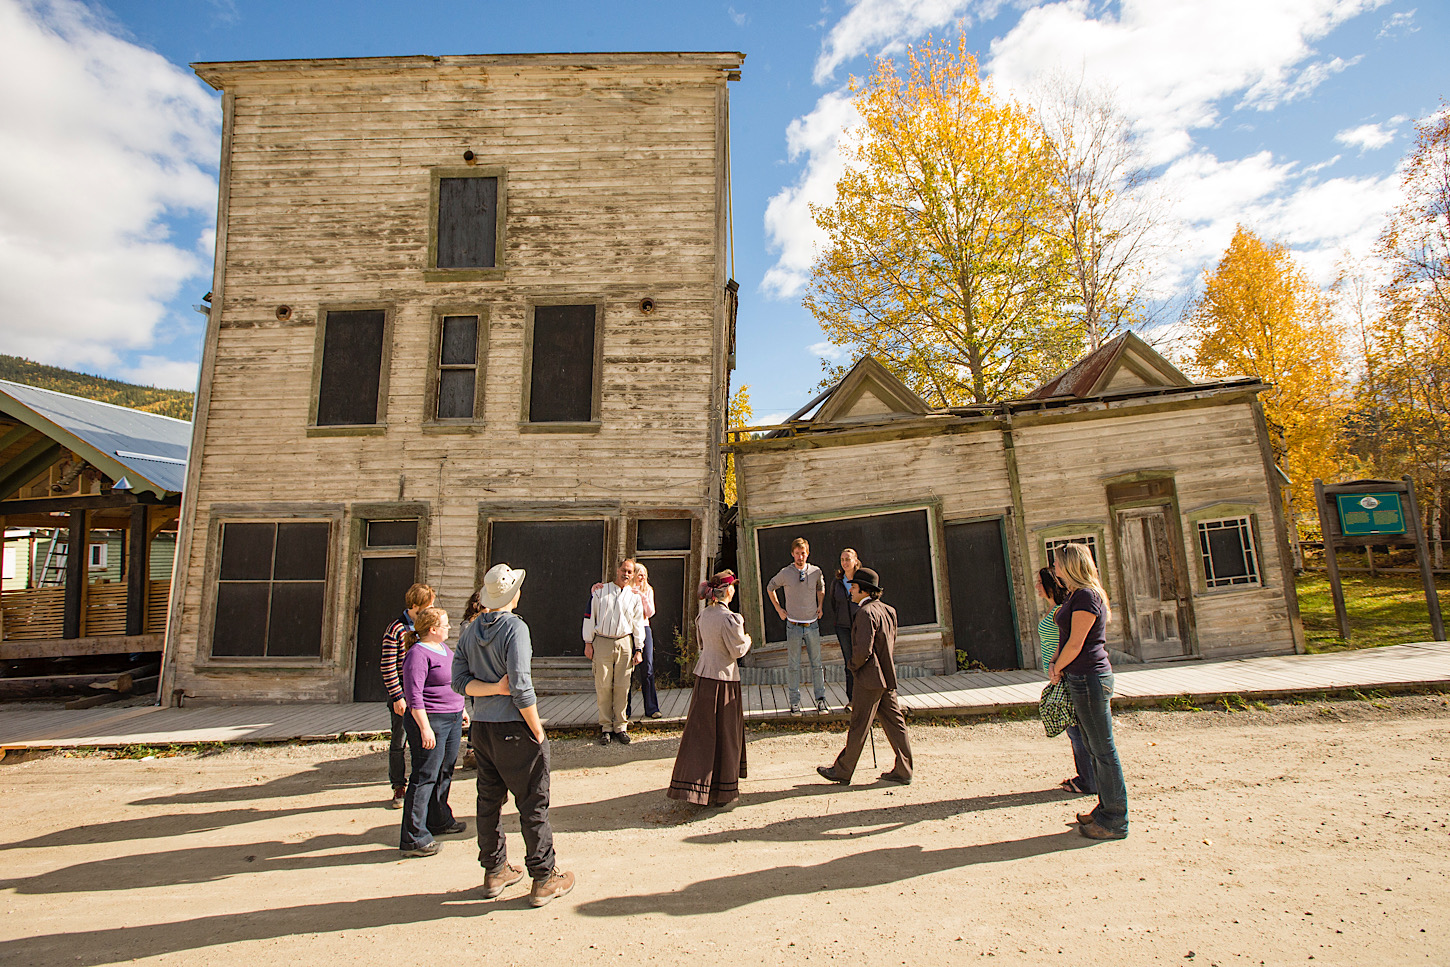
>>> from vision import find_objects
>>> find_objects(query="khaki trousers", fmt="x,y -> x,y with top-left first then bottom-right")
832,684 -> 913,781
592,634 -> 633,732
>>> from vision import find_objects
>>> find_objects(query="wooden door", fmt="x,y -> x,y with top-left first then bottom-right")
353,555 -> 419,702
1115,506 -> 1190,661
944,518 -> 1020,669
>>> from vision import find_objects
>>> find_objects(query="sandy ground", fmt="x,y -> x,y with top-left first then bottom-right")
1,695 -> 1448,966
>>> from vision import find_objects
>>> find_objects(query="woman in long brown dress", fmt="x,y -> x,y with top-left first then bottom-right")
668,571 -> 752,805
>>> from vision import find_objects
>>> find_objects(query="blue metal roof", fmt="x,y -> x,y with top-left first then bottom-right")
0,379 -> 191,497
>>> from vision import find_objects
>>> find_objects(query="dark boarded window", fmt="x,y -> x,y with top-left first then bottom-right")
316,310 -> 385,426
528,305 -> 596,423
437,176 -> 498,269
367,519 -> 419,548
436,315 -> 479,419
637,518 -> 693,551
487,519 -> 606,657
756,509 -> 937,643
213,521 -> 330,658
1198,517 -> 1260,588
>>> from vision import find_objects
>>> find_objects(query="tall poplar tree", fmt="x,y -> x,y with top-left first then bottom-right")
1186,225 -> 1346,535
805,39 -> 1077,406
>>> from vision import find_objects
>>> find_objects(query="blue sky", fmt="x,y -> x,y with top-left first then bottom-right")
1,0 -> 1444,422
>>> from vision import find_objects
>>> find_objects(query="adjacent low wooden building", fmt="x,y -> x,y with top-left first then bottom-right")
162,53 -> 743,704
729,335 -> 1304,677
0,381 -> 186,693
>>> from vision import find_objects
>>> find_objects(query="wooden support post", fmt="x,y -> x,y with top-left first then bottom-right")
1314,479 -> 1351,643
63,508 -> 85,640
1402,476 -> 1445,641
126,504 -> 147,636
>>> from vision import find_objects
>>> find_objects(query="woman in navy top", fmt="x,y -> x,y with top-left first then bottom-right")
1046,543 -> 1128,840
398,607 -> 469,856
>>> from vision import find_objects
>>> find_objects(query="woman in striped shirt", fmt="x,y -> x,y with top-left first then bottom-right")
1036,566 -> 1096,796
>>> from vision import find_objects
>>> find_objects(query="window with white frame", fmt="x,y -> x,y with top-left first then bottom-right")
1045,535 -> 1099,567
1197,517 -> 1260,588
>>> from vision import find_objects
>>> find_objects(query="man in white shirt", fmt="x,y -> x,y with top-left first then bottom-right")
582,558 -> 647,745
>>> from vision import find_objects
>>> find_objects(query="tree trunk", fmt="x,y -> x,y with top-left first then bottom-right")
1434,479 -> 1443,569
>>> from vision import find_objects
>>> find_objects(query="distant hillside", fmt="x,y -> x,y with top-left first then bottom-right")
0,355 -> 193,421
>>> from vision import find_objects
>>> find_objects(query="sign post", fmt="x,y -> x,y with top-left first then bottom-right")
1313,477 -> 1444,643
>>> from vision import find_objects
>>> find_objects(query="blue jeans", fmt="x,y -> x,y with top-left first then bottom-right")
1065,725 -> 1097,793
786,620 -> 825,707
400,710 -> 462,850
628,625 -> 660,717
1066,672 -> 1127,834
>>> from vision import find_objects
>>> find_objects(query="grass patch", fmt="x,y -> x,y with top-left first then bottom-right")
1159,694 -> 1201,712
1296,571 -> 1450,653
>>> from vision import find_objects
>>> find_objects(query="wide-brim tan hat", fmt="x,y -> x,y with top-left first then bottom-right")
479,563 -> 526,609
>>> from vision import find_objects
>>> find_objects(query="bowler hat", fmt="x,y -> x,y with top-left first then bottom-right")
478,562 -> 526,609
851,566 -> 882,592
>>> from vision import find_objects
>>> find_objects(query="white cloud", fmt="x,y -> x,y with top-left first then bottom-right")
761,90 -> 860,298
118,355 -> 200,391
1334,116 -> 1407,151
813,0 -> 1008,85
1377,8 -> 1415,38
754,411 -> 791,426
0,0 -> 220,373
727,5 -> 749,27
809,340 -> 849,361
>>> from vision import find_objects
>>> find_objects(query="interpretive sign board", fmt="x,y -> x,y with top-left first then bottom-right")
1334,492 -> 1407,537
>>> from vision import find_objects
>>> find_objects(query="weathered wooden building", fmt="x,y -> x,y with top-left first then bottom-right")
0,380 -> 186,697
730,335 -> 1304,677
161,53 -> 743,704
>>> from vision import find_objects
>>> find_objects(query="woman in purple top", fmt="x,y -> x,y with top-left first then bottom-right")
1046,543 -> 1128,841
398,606 -> 469,856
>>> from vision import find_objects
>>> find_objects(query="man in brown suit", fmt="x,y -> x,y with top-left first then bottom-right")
817,566 -> 914,785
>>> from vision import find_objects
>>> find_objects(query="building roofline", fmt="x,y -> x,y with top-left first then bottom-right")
193,51 -> 746,89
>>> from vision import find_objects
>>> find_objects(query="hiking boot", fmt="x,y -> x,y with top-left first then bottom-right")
1078,821 -> 1127,840
389,787 -> 406,809
401,841 -> 439,858
1076,811 -> 1096,826
613,731 -> 632,745
481,863 -> 525,899
529,868 -> 576,908
431,820 -> 467,835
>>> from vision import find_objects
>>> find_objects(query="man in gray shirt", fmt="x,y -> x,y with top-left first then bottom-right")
766,537 -> 828,715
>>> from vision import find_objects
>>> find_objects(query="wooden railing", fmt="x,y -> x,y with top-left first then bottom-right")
146,580 -> 170,634
85,583 -> 128,637
1,588 -> 65,640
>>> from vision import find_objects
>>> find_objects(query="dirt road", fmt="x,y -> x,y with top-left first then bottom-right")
2,695 -> 1447,966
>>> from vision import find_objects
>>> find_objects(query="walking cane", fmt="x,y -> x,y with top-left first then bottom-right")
869,713 -> 877,769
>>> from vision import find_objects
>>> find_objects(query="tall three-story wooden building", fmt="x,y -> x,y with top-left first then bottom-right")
161,53 -> 743,704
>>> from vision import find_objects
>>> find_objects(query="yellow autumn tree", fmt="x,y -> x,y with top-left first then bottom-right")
1186,225 -> 1346,535
806,39 -> 1078,405
722,383 -> 752,506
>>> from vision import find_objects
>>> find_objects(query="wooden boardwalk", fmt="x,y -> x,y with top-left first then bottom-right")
2,641 -> 1448,751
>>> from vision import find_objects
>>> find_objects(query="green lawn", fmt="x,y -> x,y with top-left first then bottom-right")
1296,571 -> 1450,652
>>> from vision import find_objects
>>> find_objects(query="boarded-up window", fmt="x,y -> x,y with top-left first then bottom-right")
1198,517 -> 1260,588
316,310 -> 385,426
436,315 -> 480,419
636,518 -> 693,551
756,509 -> 937,643
487,519 -> 607,656
212,521 -> 330,659
437,176 -> 498,269
528,305 -> 596,423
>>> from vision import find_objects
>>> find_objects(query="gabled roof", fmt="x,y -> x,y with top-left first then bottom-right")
811,357 -> 931,425
1026,332 -> 1192,400
0,380 -> 191,498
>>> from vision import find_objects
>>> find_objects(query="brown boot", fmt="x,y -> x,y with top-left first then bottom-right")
1075,811 -> 1095,826
529,868 -> 576,908
481,863 -> 524,899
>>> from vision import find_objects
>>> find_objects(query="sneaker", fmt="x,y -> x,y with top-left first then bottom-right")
598,731 -> 612,746
613,731 -> 632,745
814,699 -> 829,715
790,704 -> 802,717
389,787 -> 406,809
431,820 -> 467,835
481,863 -> 525,899
401,841 -> 440,858
529,868 -> 576,908
649,711 -> 664,719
